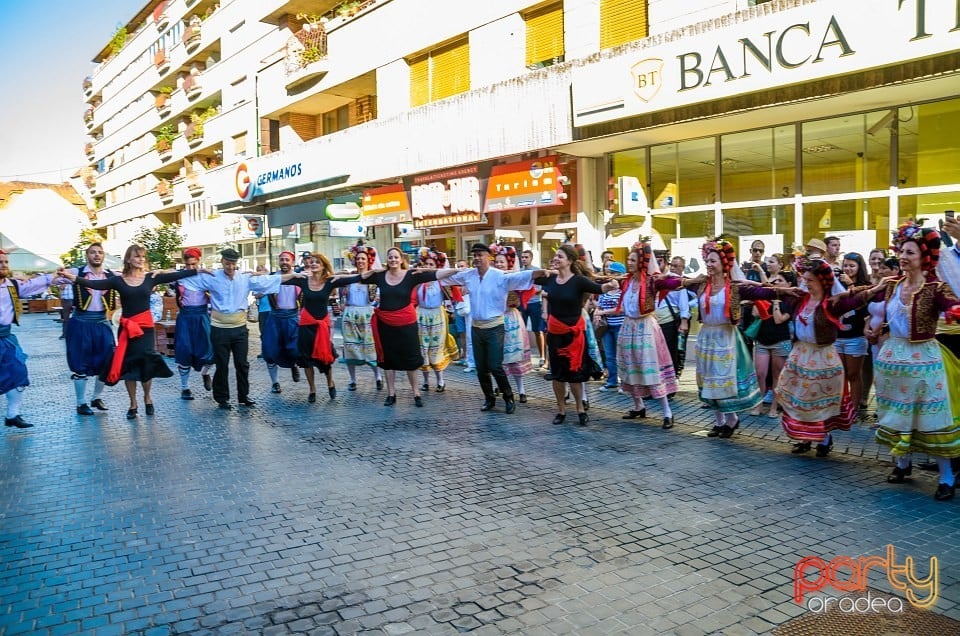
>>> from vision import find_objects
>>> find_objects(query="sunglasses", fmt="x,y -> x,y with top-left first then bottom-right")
751,248 -> 764,253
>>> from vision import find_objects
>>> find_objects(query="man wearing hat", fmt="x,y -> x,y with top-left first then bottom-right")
805,238 -> 827,258
179,248 -> 287,409
174,247 -> 215,400
438,244 -> 550,414
261,250 -> 302,394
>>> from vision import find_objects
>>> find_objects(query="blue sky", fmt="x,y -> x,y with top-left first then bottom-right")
0,0 -> 146,183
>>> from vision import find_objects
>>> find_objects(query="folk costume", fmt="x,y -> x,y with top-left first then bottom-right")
368,269 -> 439,371
0,270 -> 56,428
262,251 -> 302,393
415,249 -> 453,390
64,264 -> 117,413
174,248 -> 213,400
340,243 -> 382,390
491,245 -> 533,400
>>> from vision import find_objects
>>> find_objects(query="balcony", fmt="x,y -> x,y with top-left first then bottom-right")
85,143 -> 95,162
156,179 -> 174,203
155,49 -> 171,76
82,76 -> 93,100
84,109 -> 95,131
154,1 -> 170,32
154,125 -> 178,162
186,172 -> 205,195
284,24 -> 329,91
182,73 -> 203,100
156,90 -> 173,118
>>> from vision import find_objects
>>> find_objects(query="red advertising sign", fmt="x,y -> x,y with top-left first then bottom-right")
405,163 -> 492,229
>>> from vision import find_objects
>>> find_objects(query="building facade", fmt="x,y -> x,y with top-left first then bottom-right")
88,0 -> 960,271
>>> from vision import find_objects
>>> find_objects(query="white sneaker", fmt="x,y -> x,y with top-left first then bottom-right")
463,365 -> 475,373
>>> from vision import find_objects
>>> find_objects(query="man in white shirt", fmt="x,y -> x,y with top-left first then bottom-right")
180,248 -> 283,409
440,244 -> 548,414
656,255 -> 692,379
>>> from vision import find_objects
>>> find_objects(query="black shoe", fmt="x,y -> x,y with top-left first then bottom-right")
577,412 -> 589,426
887,465 -> 913,483
505,400 -> 516,415
415,396 -> 424,407
308,393 -> 316,403
329,386 -> 336,400
718,425 -> 734,439
271,383 -> 282,394
145,404 -> 155,416
348,382 -> 357,391
90,399 -> 108,411
707,426 -> 722,437
421,382 -> 429,391
291,367 -> 301,383
4,416 -> 33,429
622,409 -> 646,420
480,399 -> 496,412
239,399 -> 256,408
376,379 -> 384,391
126,408 -> 138,420
662,417 -> 674,430
583,400 -> 589,412
518,394 -> 526,404
181,389 -> 194,400
917,461 -> 939,472
76,404 -> 95,416
436,384 -> 445,393
202,374 -> 212,391
552,413 -> 566,425
792,442 -> 812,454
217,401 -> 232,410
815,441 -> 833,457
384,395 -> 396,406
934,483 -> 956,501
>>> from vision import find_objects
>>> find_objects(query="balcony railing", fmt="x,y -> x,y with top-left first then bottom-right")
85,143 -> 95,161
182,74 -> 202,99
154,1 -> 170,31
183,23 -> 202,51
156,179 -> 173,200
155,49 -> 170,74
84,109 -> 95,131
285,24 -> 328,75
186,172 -> 205,195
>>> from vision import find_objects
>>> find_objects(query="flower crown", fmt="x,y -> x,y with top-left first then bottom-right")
418,247 -> 447,268
345,242 -> 377,264
892,222 -> 924,248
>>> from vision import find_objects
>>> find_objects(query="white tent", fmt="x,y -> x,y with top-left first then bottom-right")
0,189 -> 92,271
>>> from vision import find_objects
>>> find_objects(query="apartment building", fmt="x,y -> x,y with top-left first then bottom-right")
89,0 -> 960,271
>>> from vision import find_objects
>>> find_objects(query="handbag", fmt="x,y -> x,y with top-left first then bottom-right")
593,313 -> 609,339
246,301 -> 259,323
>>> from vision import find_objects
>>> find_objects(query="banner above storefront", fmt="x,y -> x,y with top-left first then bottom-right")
572,0 -> 960,128
361,184 -> 412,226
484,156 -> 565,212
405,163 -> 493,229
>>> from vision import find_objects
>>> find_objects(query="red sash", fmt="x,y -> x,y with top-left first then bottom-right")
547,315 -> 586,373
371,305 -> 417,363
108,310 -> 153,384
298,309 -> 334,365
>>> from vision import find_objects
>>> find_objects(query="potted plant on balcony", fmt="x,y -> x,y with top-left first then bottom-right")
155,85 -> 174,110
82,76 -> 93,95
183,15 -> 202,49
156,178 -> 173,200
85,142 -> 95,160
154,49 -> 169,72
154,125 -> 178,156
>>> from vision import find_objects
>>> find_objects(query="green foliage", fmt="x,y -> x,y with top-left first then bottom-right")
61,229 -> 107,267
188,107 -> 219,139
158,85 -> 174,95
134,224 -> 185,269
108,25 -> 128,57
154,124 -> 178,152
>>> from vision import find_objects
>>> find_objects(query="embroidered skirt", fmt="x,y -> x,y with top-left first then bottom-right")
874,337 -> 960,457
0,331 -> 29,394
417,306 -> 451,372
695,324 -> 761,413
341,305 -> 377,366
261,309 -> 299,368
616,315 -> 678,399
66,311 -> 115,376
503,307 -> 531,377
174,306 -> 213,371
777,340 -> 855,441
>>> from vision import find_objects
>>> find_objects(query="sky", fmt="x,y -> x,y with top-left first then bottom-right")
0,0 -> 147,184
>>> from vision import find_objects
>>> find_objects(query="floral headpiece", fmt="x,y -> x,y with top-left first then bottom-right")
345,242 -> 378,268
630,240 -> 654,273
417,247 -> 447,268
892,222 -> 940,273
489,244 -> 518,270
701,239 -> 736,273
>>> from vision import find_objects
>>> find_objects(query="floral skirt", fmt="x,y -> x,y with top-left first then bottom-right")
616,315 -> 678,399
503,307 -> 531,377
418,306 -> 450,372
874,337 -> 960,457
695,324 -> 761,413
341,305 -> 377,367
777,341 -> 855,442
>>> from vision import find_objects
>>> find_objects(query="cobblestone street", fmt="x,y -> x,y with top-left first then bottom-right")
1,313 -> 958,635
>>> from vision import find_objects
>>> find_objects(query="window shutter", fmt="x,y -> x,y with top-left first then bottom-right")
409,54 -> 429,108
525,3 -> 564,67
599,0 -> 647,50
430,38 -> 470,102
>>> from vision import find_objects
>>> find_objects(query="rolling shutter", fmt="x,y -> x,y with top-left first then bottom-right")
599,0 -> 647,50
430,38 -> 470,102
525,3 -> 564,67
409,54 -> 430,108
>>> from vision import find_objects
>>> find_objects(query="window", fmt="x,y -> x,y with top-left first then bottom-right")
233,132 -> 247,157
322,105 -> 349,135
720,126 -> 795,202
599,0 -> 647,50
408,37 -> 470,107
525,2 -> 564,68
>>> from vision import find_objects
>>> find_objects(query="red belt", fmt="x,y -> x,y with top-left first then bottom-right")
372,305 -> 416,363
108,310 -> 153,384
547,315 -> 586,373
298,309 -> 334,365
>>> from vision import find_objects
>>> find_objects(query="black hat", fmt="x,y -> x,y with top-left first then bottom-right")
470,243 -> 491,254
220,248 -> 240,262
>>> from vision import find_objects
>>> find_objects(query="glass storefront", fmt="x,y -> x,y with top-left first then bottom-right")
608,96 -> 960,257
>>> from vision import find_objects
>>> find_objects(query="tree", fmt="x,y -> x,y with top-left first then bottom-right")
61,228 -> 107,267
134,224 -> 185,269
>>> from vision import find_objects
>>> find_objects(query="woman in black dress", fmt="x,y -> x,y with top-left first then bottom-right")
62,244 -> 201,419
535,244 -> 619,426
282,252 -> 359,403
363,247 -> 443,407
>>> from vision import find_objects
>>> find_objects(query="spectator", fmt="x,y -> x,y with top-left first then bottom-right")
595,262 -> 626,391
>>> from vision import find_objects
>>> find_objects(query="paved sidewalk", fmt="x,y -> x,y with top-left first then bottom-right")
1,313 -> 958,635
